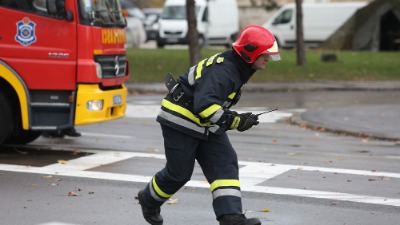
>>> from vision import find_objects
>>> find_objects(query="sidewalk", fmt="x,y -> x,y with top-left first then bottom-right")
126,81 -> 400,141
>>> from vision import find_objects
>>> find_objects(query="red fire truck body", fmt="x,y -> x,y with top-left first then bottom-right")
0,0 -> 130,145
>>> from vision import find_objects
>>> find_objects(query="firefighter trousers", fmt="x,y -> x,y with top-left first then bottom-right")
140,124 -> 243,219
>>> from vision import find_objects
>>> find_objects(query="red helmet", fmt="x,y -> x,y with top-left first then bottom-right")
232,25 -> 280,63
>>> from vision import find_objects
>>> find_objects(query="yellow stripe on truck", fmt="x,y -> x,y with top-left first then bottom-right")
0,62 -> 30,129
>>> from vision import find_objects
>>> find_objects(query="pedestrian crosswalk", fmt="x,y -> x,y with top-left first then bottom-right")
3,150 -> 399,209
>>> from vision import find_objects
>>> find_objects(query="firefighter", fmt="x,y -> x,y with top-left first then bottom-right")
137,25 -> 280,225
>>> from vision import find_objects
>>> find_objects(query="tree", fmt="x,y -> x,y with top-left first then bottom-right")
295,0 -> 306,66
186,0 -> 201,65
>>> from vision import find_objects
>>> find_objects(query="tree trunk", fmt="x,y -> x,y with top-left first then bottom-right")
295,0 -> 306,66
186,0 -> 202,65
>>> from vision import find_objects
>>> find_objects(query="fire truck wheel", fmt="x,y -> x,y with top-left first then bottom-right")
0,92 -> 14,145
4,91 -> 42,145
6,130 -> 42,145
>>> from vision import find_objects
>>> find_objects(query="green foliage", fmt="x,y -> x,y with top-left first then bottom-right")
126,48 -> 400,82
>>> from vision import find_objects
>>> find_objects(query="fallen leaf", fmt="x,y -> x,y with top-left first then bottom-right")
72,150 -> 81,156
43,175 -> 53,179
58,160 -> 68,164
259,208 -> 270,213
68,192 -> 78,196
167,198 -> 179,204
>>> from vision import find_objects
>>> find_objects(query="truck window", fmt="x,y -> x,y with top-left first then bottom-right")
79,0 -> 126,27
0,0 -> 50,16
272,9 -> 292,25
202,6 -> 208,22
1,0 -> 31,11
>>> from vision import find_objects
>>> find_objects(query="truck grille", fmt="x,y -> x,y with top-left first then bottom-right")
94,54 -> 127,78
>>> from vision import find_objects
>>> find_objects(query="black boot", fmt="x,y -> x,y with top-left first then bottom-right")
42,130 -> 65,138
219,214 -> 261,225
62,127 -> 81,137
137,190 -> 163,225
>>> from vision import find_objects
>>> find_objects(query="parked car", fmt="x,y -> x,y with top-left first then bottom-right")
157,0 -> 239,48
120,0 -> 147,47
142,8 -> 163,41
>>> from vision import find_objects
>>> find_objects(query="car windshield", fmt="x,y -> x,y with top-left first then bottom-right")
161,5 -> 200,20
79,0 -> 126,27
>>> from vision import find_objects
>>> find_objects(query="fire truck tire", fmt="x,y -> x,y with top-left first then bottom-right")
6,130 -> 42,145
0,92 -> 14,145
3,91 -> 42,145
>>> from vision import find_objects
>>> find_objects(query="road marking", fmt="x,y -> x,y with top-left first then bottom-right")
386,156 -> 400,160
80,132 -> 132,139
38,222 -> 79,225
125,104 -> 295,123
2,151 -> 400,207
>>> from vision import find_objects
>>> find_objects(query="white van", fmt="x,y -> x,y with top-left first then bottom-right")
157,0 -> 239,48
263,2 -> 367,48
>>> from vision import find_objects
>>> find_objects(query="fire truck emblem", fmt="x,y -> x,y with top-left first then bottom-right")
15,17 -> 37,46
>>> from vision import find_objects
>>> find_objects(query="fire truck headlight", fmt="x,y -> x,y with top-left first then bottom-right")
86,100 -> 103,111
95,63 -> 102,79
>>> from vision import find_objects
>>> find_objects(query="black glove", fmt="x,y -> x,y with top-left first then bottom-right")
218,111 -> 259,131
221,110 -> 239,130
236,113 -> 259,132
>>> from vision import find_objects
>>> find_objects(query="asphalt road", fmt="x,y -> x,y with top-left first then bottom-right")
1,91 -> 399,225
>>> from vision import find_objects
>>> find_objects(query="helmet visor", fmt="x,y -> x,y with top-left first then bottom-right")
268,54 -> 281,61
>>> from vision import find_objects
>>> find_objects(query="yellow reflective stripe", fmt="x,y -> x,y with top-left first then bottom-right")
230,116 -> 240,129
162,99 -> 209,126
152,177 -> 173,198
206,54 -> 218,66
195,59 -> 206,80
199,104 -> 221,119
210,179 -> 240,192
228,92 -> 236,99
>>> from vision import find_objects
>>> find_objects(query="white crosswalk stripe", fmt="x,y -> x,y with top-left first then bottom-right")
2,150 -> 400,208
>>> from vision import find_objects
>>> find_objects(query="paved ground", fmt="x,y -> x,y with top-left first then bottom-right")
126,80 -> 400,142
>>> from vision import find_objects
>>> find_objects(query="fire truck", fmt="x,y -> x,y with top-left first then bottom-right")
0,0 -> 130,145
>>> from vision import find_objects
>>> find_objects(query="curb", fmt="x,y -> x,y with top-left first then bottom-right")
288,113 -> 400,142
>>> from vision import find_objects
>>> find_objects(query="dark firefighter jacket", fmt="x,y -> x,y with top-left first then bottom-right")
156,49 -> 256,140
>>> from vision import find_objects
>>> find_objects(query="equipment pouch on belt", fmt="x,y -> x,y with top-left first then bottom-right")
165,73 -> 184,101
